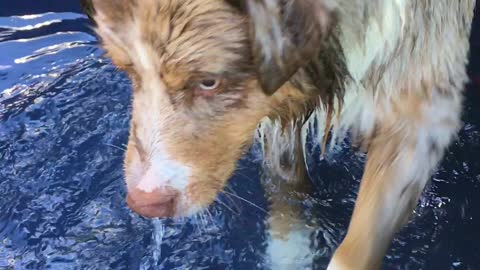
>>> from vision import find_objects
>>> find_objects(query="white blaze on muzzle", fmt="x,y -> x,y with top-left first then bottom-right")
129,25 -> 192,193
136,153 -> 191,193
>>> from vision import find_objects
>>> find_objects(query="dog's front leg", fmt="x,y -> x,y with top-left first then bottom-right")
328,91 -> 462,270
259,119 -> 316,270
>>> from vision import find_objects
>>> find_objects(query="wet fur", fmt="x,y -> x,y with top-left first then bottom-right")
82,0 -> 476,269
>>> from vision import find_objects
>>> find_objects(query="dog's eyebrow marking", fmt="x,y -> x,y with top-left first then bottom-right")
133,23 -> 156,73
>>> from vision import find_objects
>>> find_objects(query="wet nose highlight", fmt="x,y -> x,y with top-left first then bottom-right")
126,187 -> 179,218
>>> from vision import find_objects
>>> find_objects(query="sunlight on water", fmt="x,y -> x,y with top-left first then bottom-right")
0,12 -> 86,31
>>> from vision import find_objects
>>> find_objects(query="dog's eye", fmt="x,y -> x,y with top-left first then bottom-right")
198,79 -> 220,91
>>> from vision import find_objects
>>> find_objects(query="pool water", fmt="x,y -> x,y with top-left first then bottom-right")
1,2 -> 480,270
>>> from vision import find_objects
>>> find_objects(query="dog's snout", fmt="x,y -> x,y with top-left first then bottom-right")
126,187 -> 179,218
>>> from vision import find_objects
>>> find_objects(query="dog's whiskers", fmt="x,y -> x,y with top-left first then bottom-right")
221,190 -> 267,214
200,212 -> 208,231
221,187 -> 242,212
105,143 -> 127,152
234,171 -> 258,183
205,208 -> 216,226
214,197 -> 239,216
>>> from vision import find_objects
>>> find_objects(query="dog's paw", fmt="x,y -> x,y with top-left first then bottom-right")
264,226 -> 315,270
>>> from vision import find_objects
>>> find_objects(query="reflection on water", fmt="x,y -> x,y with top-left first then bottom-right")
0,6 -> 479,270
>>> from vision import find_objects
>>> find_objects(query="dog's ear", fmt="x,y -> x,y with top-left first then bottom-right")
236,0 -> 333,95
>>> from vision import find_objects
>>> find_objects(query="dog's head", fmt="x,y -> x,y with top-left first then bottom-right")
84,0 -> 332,218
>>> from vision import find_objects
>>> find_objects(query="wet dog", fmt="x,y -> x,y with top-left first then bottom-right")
81,0 -> 476,269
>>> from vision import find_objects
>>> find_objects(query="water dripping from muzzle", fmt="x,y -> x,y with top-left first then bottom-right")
140,218 -> 165,269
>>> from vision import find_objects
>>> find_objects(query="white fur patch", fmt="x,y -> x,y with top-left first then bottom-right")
264,228 -> 315,270
297,0 -> 409,150
133,73 -> 191,193
341,1 -> 407,81
136,153 -> 191,193
132,20 -> 156,73
126,20 -> 192,194
135,40 -> 155,72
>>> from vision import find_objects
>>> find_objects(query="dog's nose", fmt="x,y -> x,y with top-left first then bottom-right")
126,187 -> 179,218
